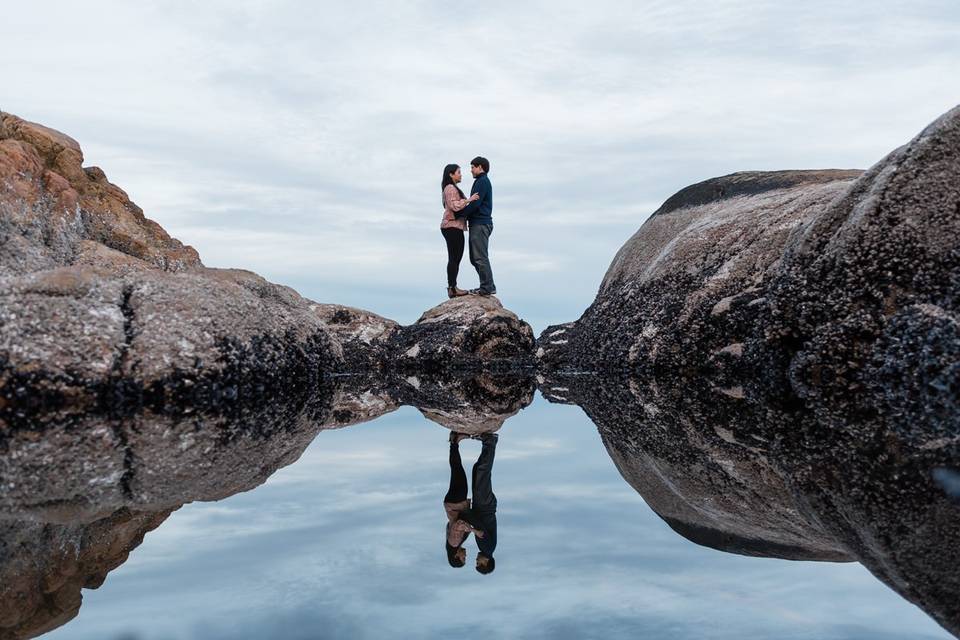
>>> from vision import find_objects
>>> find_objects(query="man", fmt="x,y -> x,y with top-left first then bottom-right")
457,156 -> 496,296
442,431 -> 498,574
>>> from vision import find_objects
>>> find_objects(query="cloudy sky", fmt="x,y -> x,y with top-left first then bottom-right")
3,1 -> 959,330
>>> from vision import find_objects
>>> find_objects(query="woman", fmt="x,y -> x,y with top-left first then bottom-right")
440,164 -> 479,298
444,431 -> 484,569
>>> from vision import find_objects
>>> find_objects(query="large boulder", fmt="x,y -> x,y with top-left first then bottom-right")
536,169 -> 863,372
0,112 -> 342,409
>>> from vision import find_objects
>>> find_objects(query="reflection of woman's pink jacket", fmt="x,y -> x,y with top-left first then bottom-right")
440,184 -> 470,231
445,499 -> 483,546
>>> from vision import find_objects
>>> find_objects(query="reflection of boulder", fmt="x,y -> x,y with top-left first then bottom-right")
540,371 -> 960,637
0,389 -> 335,522
322,373 -> 535,434
0,508 -> 171,640
0,371 -> 532,637
541,373 -> 851,561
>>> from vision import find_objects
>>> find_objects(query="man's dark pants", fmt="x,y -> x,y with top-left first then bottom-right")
468,224 -> 496,293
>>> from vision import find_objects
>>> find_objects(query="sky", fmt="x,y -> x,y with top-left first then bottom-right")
2,1 -> 960,331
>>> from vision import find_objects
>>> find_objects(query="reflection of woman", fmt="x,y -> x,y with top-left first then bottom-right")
440,164 -> 479,299
443,431 -> 498,574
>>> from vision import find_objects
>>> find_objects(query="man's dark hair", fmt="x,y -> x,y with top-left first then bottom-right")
476,554 -> 495,575
470,156 -> 490,173
446,543 -> 466,568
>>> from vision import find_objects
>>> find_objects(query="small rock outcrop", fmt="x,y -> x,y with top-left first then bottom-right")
313,296 -> 536,373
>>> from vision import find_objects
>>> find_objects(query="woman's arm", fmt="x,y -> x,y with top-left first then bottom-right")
445,185 -> 475,212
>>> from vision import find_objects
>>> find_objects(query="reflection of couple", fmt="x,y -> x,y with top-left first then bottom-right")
443,431 -> 497,574
440,157 -> 496,299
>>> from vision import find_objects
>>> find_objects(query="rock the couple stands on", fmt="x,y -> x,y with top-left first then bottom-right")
440,157 -> 496,299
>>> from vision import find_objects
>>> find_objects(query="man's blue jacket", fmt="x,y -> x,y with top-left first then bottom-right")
458,172 -> 493,226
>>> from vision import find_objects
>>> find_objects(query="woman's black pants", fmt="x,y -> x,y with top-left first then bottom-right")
441,228 -> 465,288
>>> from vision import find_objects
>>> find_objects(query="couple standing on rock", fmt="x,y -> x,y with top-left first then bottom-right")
440,157 -> 496,299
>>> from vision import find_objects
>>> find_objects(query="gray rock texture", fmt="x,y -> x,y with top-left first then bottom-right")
536,169 -> 864,372
1,112 -> 342,413
312,297 -> 536,374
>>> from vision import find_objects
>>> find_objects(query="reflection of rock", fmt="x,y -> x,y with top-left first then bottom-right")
0,388 -> 336,522
315,297 -> 536,374
0,372 -> 531,637
322,372 -> 535,434
0,508 -> 171,640
1,111 -> 341,410
541,373 -> 852,561
541,370 -> 960,637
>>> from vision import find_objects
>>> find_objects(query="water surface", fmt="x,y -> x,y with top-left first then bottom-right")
37,396 -> 951,640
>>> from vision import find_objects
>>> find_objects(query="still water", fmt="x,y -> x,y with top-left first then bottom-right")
38,395 -> 950,640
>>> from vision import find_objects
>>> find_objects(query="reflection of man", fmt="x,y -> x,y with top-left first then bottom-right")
443,431 -> 498,574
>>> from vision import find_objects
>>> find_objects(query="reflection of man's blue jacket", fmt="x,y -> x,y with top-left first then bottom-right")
460,505 -> 497,557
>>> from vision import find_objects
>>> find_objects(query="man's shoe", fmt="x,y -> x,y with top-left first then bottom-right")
469,288 -> 492,296
447,286 -> 469,298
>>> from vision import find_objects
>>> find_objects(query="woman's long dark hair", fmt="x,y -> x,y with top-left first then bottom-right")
441,164 -> 466,206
